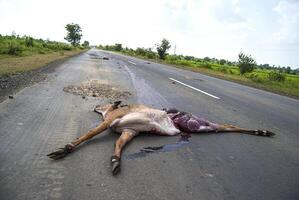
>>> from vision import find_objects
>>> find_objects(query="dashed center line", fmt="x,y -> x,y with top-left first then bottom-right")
128,61 -> 136,65
169,77 -> 220,100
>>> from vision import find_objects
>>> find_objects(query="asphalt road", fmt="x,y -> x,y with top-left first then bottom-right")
0,49 -> 298,200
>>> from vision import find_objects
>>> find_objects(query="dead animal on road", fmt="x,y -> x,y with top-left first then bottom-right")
48,101 -> 275,175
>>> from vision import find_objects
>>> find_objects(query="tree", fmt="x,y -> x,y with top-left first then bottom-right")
156,38 -> 171,59
237,52 -> 256,74
203,57 -> 211,62
219,59 -> 226,65
64,23 -> 82,46
285,66 -> 291,74
82,40 -> 89,48
185,56 -> 195,61
114,43 -> 122,51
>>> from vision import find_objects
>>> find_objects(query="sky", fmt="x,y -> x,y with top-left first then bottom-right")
0,0 -> 298,69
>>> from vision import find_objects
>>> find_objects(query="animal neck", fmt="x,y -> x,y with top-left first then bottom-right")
105,107 -> 130,121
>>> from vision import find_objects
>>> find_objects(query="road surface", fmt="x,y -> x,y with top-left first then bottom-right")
0,49 -> 298,200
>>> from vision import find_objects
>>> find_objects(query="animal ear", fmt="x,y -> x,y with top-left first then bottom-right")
112,101 -> 122,109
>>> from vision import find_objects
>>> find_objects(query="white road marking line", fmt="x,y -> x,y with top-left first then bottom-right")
128,61 -> 136,65
169,77 -> 220,99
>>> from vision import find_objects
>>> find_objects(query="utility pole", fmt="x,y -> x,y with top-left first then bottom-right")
174,45 -> 176,55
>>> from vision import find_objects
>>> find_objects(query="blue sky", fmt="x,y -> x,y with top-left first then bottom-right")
0,0 -> 298,68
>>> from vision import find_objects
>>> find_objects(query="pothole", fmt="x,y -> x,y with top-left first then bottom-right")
63,79 -> 131,100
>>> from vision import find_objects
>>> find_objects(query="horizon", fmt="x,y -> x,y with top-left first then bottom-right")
0,0 -> 298,69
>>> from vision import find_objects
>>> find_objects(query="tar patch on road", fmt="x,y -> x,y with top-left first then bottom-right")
63,79 -> 131,101
125,134 -> 191,160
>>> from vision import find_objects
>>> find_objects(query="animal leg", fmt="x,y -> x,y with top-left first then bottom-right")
215,124 -> 275,137
111,129 -> 138,175
188,122 -> 275,137
47,121 -> 110,160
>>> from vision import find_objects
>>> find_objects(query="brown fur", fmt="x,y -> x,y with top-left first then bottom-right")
48,101 -> 274,175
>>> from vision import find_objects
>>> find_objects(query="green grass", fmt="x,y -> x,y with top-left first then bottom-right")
0,35 -> 87,75
100,47 -> 299,99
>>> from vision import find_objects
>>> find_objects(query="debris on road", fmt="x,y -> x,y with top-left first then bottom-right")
88,53 -> 109,60
63,79 -> 131,101
8,95 -> 14,99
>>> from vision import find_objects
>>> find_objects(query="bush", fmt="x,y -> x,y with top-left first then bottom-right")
200,62 -> 212,69
25,36 -> 34,47
62,45 -> 72,50
7,42 -> 22,55
146,51 -> 155,59
246,73 -> 263,83
166,55 -> 181,62
82,40 -> 89,48
44,42 -> 58,50
0,34 -> 77,57
219,66 -> 227,73
176,60 -> 193,67
41,42 -> 47,48
136,47 -> 146,56
238,52 -> 256,74
268,71 -> 285,82
185,56 -> 195,61
38,49 -> 46,54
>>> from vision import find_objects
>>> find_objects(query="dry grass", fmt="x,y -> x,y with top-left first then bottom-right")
0,50 -> 85,76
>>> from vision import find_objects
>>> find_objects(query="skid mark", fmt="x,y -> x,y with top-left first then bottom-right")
123,65 -> 169,107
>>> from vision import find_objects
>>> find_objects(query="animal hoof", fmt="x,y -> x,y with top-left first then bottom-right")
111,155 -> 121,175
256,130 -> 275,137
265,130 -> 275,137
47,144 -> 74,160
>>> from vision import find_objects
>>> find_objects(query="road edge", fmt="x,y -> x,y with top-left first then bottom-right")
0,50 -> 88,103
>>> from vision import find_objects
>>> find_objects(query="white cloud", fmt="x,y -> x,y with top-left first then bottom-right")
272,0 -> 299,44
0,0 -> 298,68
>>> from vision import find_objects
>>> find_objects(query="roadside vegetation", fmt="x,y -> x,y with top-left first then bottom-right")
97,39 -> 299,99
0,23 -> 89,76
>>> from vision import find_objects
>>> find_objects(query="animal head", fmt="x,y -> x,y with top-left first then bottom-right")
94,101 -> 122,119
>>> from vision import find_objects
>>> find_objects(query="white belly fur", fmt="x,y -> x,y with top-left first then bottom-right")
110,109 -> 180,135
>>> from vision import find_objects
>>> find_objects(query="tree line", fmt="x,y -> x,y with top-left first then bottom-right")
0,23 -> 90,56
46,22 -> 299,77
98,39 -> 299,77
